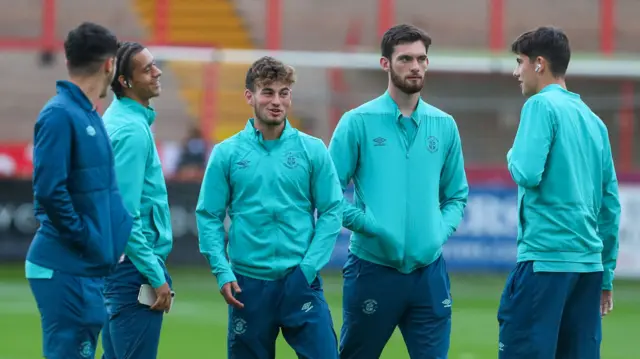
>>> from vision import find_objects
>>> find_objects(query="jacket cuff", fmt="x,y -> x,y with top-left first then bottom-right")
216,271 -> 237,291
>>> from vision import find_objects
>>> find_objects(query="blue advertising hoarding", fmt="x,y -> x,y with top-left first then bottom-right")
326,185 -> 519,272
1,178 -> 519,273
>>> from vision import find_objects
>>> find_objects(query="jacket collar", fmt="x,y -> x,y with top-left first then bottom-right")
110,96 -> 157,125
56,80 -> 95,112
242,118 -> 295,142
539,84 -> 579,98
381,90 -> 428,124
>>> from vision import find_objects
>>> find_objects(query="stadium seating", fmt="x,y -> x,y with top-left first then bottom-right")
0,0 -> 191,142
1,0 -> 639,144
133,0 -> 302,142
237,0 -> 640,53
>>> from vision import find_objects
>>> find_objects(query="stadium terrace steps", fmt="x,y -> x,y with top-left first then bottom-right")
133,0 -> 254,142
57,0 -> 192,142
235,0 -> 640,53
133,0 -> 300,142
0,1 -> 42,38
0,55 -> 59,141
0,52 -> 190,142
55,0 -> 144,40
134,0 -> 253,47
0,0 -> 191,142
213,64 -> 257,140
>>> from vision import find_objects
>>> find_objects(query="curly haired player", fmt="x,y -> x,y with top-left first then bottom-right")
196,56 -> 343,359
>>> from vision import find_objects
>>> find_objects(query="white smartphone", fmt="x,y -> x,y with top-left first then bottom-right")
138,284 -> 175,311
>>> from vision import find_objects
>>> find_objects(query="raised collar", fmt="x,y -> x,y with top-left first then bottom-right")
539,84 -> 579,98
242,118 -> 295,142
56,80 -> 95,112
111,96 -> 157,125
381,90 -> 428,124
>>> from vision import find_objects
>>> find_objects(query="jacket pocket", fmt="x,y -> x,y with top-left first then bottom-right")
142,208 -> 161,247
363,214 -> 403,266
227,216 -> 259,266
152,204 -> 173,252
110,196 -> 133,265
517,190 -> 526,238
81,212 -> 110,265
68,167 -> 109,194
439,211 -> 449,245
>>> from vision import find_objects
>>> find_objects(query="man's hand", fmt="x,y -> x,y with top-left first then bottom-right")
601,290 -> 614,317
150,282 -> 172,313
221,281 -> 244,309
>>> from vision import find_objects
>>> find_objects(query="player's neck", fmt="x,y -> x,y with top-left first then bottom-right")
254,120 -> 285,140
69,76 -> 102,108
537,77 -> 567,93
388,86 -> 420,117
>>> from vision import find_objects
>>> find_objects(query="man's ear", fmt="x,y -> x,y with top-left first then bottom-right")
244,89 -> 253,106
105,57 -> 116,74
380,57 -> 390,73
534,56 -> 546,73
118,75 -> 128,89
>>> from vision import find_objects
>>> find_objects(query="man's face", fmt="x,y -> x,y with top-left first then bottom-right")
245,81 -> 292,126
128,48 -> 162,101
100,57 -> 117,99
382,41 -> 428,95
513,54 -> 539,97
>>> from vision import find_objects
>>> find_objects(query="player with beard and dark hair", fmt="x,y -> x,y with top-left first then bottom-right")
196,56 -> 343,358
328,24 -> 469,359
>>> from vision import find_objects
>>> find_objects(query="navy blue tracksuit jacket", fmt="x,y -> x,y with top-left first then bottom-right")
27,80 -> 133,277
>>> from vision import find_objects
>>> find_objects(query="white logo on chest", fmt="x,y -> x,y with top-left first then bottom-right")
86,126 -> 96,136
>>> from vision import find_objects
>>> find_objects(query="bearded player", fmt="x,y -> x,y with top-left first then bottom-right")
329,24 -> 469,359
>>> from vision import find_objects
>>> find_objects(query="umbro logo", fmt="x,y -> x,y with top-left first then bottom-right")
301,302 -> 313,312
373,137 -> 386,146
236,160 -> 250,168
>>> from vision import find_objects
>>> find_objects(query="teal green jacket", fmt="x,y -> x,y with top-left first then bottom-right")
328,91 -> 469,273
103,97 -> 173,288
196,120 -> 343,290
508,84 -> 621,290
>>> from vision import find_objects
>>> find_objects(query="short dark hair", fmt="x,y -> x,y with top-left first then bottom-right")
381,24 -> 432,59
511,26 -> 571,77
245,56 -> 296,92
111,41 -> 145,99
64,22 -> 119,76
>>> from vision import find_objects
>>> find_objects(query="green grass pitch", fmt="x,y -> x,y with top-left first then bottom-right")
0,265 -> 638,358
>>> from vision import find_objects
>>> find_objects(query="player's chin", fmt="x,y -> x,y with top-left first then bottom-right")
403,84 -> 423,94
151,81 -> 161,92
264,115 -> 285,125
